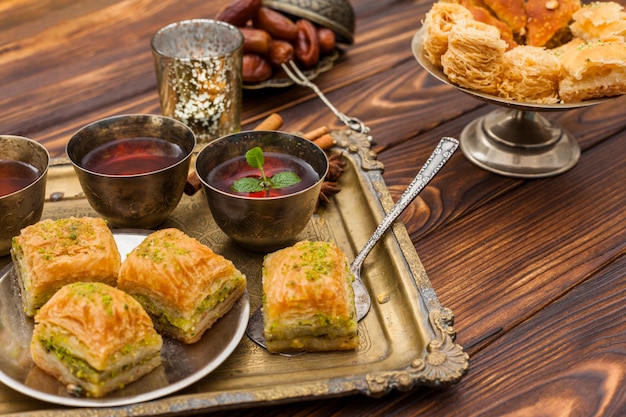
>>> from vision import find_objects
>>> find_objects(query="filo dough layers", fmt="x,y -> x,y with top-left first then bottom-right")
11,217 -> 120,317
262,240 -> 358,353
421,1 -> 626,103
441,19 -> 508,95
422,2 -> 474,67
118,228 -> 246,344
30,282 -> 163,398
570,1 -> 626,42
498,45 -> 561,103
558,39 -> 626,102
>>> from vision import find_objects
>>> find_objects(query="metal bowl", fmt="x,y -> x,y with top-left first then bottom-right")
0,136 -> 49,256
195,130 -> 328,252
264,0 -> 355,44
66,114 -> 196,229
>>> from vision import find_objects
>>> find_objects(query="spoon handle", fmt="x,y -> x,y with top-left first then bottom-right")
350,137 -> 459,274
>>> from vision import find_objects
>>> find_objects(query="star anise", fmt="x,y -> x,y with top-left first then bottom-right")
318,181 -> 342,206
326,152 -> 347,182
317,153 -> 347,209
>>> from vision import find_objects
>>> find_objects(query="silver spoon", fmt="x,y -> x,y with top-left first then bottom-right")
246,137 -> 459,350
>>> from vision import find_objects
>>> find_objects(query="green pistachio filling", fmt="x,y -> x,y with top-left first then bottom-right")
38,334 -> 161,385
132,276 -> 244,338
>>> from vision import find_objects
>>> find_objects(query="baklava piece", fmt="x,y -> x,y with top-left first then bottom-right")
569,1 -> 626,42
11,217 -> 121,317
262,240 -> 358,353
558,39 -> 626,102
525,0 -> 581,48
118,228 -> 247,344
30,282 -> 163,398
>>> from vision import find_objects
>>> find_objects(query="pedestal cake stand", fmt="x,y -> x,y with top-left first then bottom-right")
412,28 -> 610,178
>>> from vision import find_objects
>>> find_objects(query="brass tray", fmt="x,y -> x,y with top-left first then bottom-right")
0,130 -> 469,416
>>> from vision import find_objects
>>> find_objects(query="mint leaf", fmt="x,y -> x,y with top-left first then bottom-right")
235,146 -> 302,195
270,172 -> 301,189
232,177 -> 264,193
245,147 -> 264,169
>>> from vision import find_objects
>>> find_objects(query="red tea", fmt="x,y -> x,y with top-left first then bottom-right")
81,137 -> 185,175
0,160 -> 41,197
208,152 -> 320,198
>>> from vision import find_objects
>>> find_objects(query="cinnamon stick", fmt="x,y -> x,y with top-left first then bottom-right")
184,113 -> 284,196
313,133 -> 335,150
302,126 -> 329,141
184,171 -> 203,196
253,113 -> 283,131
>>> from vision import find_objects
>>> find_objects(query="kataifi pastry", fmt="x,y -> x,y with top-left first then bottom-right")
441,19 -> 508,94
497,45 -> 561,103
422,2 -> 474,67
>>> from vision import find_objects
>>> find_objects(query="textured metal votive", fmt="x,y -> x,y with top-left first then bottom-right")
151,19 -> 244,143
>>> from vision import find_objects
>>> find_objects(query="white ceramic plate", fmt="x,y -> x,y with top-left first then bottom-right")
0,229 -> 250,407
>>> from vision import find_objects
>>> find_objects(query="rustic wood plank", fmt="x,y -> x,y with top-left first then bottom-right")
1,0 -> 625,415
415,129 -> 626,352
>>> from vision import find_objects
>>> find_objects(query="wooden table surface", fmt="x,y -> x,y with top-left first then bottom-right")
2,0 -> 626,415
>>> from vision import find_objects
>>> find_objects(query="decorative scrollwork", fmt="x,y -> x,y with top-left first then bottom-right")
366,308 -> 469,396
331,129 -> 384,172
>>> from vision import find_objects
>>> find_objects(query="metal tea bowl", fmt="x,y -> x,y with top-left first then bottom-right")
0,136 -> 49,256
195,130 -> 328,252
264,0 -> 355,44
67,114 -> 196,229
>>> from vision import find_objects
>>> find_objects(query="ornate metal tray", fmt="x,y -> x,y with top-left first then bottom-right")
0,130 -> 468,416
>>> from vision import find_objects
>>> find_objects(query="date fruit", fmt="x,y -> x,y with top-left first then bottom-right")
254,6 -> 299,41
317,27 -> 336,54
294,19 -> 320,69
242,54 -> 272,83
216,0 -> 262,27
241,27 -> 272,55
268,40 -> 294,66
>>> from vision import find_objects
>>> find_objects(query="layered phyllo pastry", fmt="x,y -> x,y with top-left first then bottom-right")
262,240 -> 358,353
11,217 -> 121,317
118,228 -> 246,344
30,282 -> 163,398
557,39 -> 626,102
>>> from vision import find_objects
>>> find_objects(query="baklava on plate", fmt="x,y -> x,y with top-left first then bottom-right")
11,217 -> 121,317
118,228 -> 247,344
30,282 -> 163,398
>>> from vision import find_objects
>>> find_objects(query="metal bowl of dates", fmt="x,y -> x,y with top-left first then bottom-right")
264,0 -> 355,44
